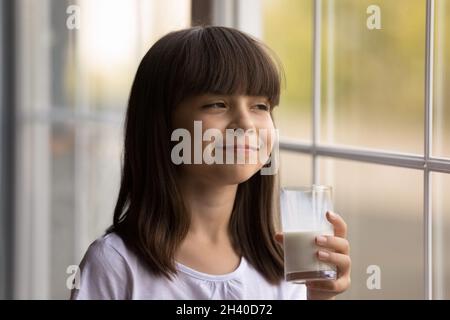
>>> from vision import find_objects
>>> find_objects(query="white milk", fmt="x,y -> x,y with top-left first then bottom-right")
283,230 -> 336,282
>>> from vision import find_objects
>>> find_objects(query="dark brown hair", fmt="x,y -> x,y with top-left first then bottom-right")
109,25 -> 285,284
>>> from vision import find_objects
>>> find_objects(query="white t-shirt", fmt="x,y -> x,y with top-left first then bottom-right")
70,232 -> 307,300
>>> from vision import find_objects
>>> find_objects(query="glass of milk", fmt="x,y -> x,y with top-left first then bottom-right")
280,185 -> 337,283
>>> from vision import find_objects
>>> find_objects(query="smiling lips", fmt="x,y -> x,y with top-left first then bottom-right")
218,144 -> 260,152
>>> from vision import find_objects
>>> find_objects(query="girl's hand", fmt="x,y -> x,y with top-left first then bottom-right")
274,211 -> 351,300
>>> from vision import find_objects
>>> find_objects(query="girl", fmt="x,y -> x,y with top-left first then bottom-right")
70,26 -> 351,300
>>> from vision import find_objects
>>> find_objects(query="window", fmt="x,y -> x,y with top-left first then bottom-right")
261,0 -> 450,299
319,0 -> 425,154
319,158 -> 424,299
7,0 -> 450,300
279,153 -> 312,188
262,0 -> 313,142
434,0 -> 450,159
432,173 -> 450,299
13,0 -> 191,299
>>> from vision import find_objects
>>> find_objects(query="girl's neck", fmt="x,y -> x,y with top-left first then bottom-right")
175,174 -> 241,275
178,174 -> 238,242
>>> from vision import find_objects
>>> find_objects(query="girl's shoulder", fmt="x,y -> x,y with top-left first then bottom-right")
70,232 -> 138,299
95,232 -> 128,255
84,231 -> 143,274
82,232 -> 132,264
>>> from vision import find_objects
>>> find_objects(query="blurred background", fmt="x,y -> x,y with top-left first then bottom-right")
0,0 -> 449,299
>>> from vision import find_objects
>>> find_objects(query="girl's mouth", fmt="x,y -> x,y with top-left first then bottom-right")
218,144 -> 260,152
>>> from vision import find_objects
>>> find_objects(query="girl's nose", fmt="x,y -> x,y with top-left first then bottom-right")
227,102 -> 256,133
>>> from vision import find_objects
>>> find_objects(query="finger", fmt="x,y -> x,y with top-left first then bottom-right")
326,211 -> 347,238
315,235 -> 350,254
317,250 -> 351,276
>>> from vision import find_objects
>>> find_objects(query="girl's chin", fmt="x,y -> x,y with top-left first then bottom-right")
179,163 -> 266,185
213,164 -> 263,184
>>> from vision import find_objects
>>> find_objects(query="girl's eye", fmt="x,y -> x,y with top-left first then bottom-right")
254,104 -> 270,111
203,102 -> 227,109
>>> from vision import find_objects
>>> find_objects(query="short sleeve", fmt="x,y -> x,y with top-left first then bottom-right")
70,238 -> 132,300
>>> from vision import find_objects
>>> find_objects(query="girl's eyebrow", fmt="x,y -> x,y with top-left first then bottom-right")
200,94 -> 270,102
194,94 -> 271,108
250,96 -> 270,103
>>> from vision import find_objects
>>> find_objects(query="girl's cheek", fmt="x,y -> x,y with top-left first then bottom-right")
255,125 -> 275,166
199,116 -> 228,132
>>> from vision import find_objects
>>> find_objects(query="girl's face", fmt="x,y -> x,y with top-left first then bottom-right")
172,94 -> 276,185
